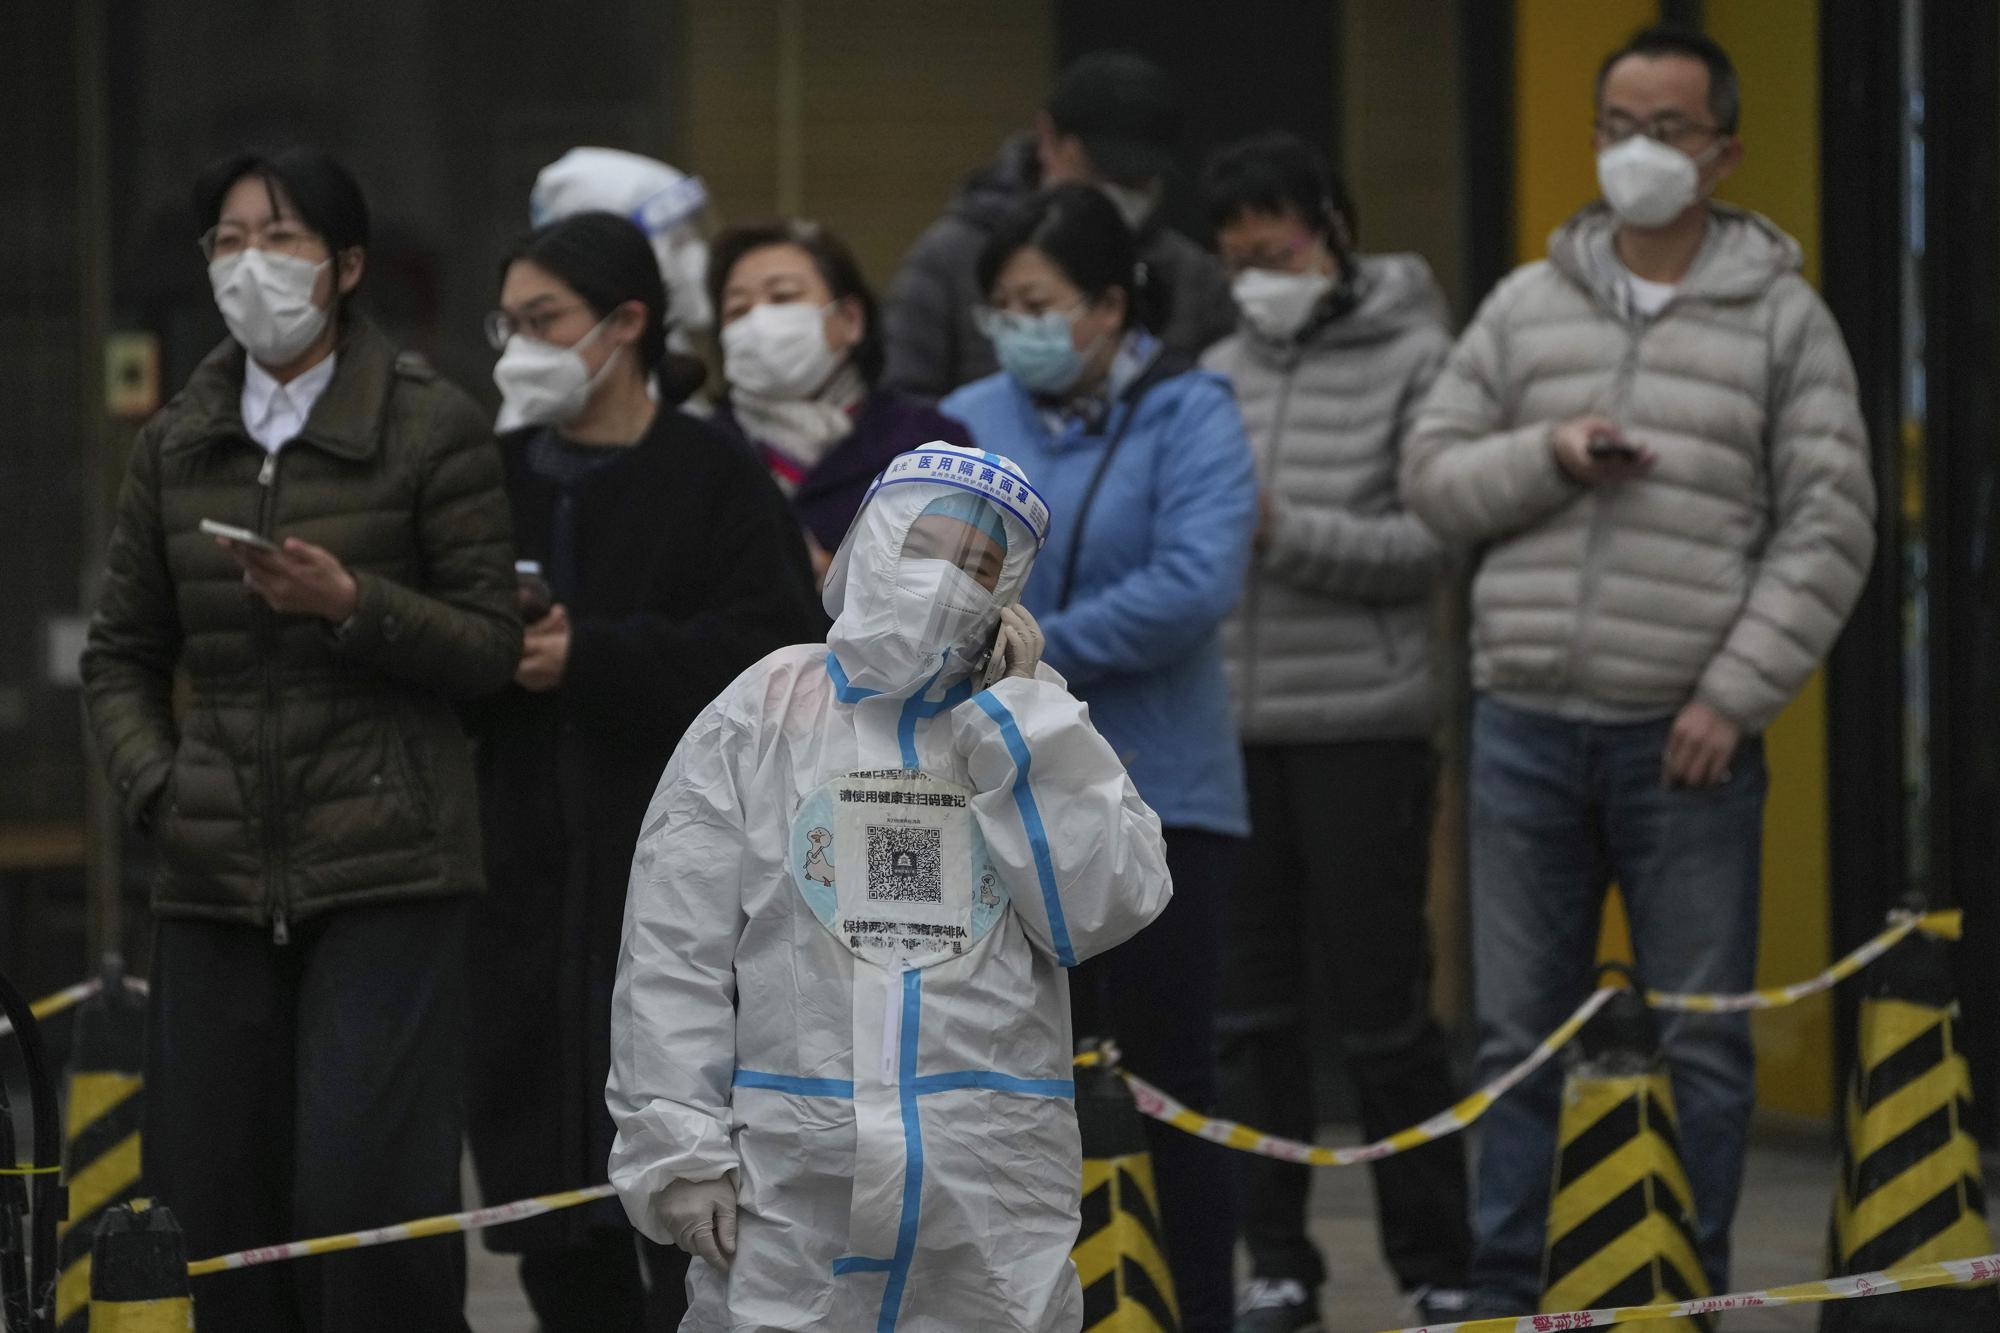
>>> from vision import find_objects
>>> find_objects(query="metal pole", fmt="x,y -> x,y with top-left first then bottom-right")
75,0 -> 122,966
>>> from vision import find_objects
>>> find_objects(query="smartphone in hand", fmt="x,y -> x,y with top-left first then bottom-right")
1586,434 -> 1641,463
979,614 -> 1012,691
199,518 -> 278,552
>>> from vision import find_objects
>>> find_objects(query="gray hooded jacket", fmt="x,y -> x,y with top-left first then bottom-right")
1205,253 -> 1453,744
1402,204 -> 1875,733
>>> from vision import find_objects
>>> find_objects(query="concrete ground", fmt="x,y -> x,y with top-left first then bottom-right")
464,1123 -> 1973,1332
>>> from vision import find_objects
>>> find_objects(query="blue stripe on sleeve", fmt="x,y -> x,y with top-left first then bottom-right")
970,692 -> 1077,967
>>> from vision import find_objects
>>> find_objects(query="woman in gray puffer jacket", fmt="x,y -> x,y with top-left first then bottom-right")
1198,132 -> 1472,1329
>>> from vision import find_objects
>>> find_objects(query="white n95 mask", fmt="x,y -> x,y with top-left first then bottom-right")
1231,267 -> 1336,342
209,249 -> 331,368
492,315 -> 618,432
1596,135 -> 1705,229
722,302 -> 841,400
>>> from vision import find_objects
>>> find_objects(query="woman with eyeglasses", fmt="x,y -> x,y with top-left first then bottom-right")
81,146 -> 518,1332
706,219 -> 975,588
465,210 -> 821,1331
938,182 -> 1259,1333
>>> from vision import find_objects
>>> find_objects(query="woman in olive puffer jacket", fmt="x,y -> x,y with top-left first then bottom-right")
81,146 -> 517,1333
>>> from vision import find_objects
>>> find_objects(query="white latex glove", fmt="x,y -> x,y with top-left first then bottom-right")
654,1172 -> 739,1271
981,604 -> 1045,690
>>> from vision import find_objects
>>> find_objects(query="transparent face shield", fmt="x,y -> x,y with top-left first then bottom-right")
894,494 -> 1013,653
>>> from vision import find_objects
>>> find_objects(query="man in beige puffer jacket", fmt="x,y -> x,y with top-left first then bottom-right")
1402,26 -> 1875,1319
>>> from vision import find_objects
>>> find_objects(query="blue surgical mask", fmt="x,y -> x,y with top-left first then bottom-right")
978,307 -> 1093,396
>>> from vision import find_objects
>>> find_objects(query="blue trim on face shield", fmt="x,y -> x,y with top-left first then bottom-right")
971,693 -> 1077,967
732,1070 -> 856,1098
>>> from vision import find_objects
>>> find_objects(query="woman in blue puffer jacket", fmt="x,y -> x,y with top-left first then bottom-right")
940,182 -> 1257,1333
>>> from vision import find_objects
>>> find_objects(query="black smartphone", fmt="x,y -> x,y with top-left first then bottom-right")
1586,434 -> 1640,463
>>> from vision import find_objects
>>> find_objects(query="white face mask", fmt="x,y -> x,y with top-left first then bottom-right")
209,249 -> 331,368
492,315 -> 618,432
893,557 -> 999,658
1098,180 -> 1160,232
1231,267 -> 1336,342
1596,135 -> 1710,229
723,302 -> 842,400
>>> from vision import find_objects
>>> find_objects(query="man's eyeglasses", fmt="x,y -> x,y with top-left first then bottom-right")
1594,113 -> 1727,149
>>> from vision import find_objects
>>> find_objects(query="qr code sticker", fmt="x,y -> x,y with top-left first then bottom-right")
866,825 -> 942,904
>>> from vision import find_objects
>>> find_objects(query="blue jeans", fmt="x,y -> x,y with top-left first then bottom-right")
1466,696 -> 1765,1311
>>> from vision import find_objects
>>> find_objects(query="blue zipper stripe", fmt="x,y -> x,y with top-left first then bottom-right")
970,692 -> 1076,966
875,969 -> 926,1332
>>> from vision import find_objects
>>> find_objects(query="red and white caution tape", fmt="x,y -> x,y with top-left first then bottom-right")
0,974 -> 149,1039
1109,910 -> 1964,1167
187,1184 -> 618,1276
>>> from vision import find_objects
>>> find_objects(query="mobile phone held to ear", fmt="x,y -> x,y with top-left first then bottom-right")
980,613 -> 1013,692
1586,433 -> 1641,463
199,518 -> 279,552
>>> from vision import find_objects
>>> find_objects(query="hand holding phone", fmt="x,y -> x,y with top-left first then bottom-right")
980,604 -> 1045,691
1551,416 -> 1654,485
199,518 -> 278,552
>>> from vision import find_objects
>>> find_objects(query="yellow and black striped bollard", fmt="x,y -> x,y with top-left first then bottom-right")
1823,916 -> 1998,1330
1073,1046 -> 1180,1332
88,1200 -> 193,1332
1540,984 -> 1711,1332
56,965 -> 147,1333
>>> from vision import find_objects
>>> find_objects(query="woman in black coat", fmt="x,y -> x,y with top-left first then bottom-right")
465,212 -> 821,1330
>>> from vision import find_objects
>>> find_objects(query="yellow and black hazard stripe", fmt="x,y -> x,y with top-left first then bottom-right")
88,1200 -> 194,1332
1073,1061 -> 1180,1331
56,977 -> 148,1332
1833,994 -> 1992,1273
1826,925 -> 1998,1330
1541,1069 -> 1711,1331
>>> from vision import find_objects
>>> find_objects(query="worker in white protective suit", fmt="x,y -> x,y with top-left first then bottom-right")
608,441 -> 1173,1331
530,146 -> 714,339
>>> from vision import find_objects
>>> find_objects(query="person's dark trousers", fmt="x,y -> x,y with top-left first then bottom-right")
642,1239 -> 691,1331
1071,827 -> 1243,1333
1464,697 -> 1764,1313
517,1229 -> 687,1331
1217,740 -> 1471,1296
144,898 -> 473,1333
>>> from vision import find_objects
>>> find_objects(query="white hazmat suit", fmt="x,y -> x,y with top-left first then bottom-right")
530,146 -> 714,336
608,443 -> 1172,1331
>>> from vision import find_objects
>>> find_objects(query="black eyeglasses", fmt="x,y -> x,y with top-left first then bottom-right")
1594,113 -> 1727,149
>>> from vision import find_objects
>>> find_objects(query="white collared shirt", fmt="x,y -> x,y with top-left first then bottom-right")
241,353 -> 337,453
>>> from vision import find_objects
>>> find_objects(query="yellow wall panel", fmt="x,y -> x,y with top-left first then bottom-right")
1512,0 -> 1655,265
680,0 -> 1051,291
1705,0 -> 1830,1121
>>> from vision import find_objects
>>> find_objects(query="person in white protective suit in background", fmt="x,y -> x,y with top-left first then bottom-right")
608,441 -> 1173,1331
531,146 -> 715,344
